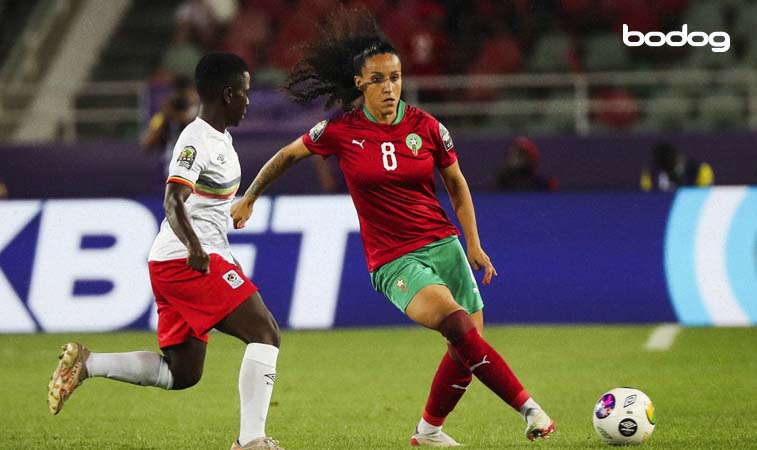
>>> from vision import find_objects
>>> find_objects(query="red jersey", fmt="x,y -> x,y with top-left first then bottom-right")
302,100 -> 459,271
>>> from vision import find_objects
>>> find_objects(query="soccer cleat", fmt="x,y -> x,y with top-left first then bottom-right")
410,429 -> 461,447
47,342 -> 90,415
231,437 -> 286,450
524,408 -> 556,441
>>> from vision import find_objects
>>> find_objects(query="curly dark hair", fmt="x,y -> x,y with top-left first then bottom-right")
283,5 -> 398,111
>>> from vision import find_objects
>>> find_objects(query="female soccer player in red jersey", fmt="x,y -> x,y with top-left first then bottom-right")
231,8 -> 554,447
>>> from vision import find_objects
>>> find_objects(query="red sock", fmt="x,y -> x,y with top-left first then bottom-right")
422,350 -> 472,426
451,327 -> 530,411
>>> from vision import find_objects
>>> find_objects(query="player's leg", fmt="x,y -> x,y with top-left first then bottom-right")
414,312 -> 483,445
47,343 -> 188,415
433,236 -> 554,441
473,310 -> 554,441
48,326 -> 205,415
82,317 -> 207,391
406,286 -> 554,441
411,240 -> 484,445
214,291 -> 280,346
370,248 -> 468,446
411,342 -> 470,447
215,292 -> 283,450
161,337 -> 207,389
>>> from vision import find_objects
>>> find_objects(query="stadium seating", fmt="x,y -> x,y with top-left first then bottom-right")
682,1 -> 725,32
582,33 -> 631,72
695,88 -> 746,129
526,33 -> 575,73
4,0 -> 757,142
467,35 -> 523,75
0,0 -> 39,66
635,88 -> 696,131
534,93 -> 579,134
75,0 -> 183,139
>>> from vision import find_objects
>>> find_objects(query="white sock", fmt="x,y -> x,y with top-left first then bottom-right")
238,343 -> 279,445
417,417 -> 442,435
85,351 -> 173,389
519,397 -> 542,420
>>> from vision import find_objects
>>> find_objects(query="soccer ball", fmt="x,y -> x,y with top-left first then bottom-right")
593,387 -> 656,445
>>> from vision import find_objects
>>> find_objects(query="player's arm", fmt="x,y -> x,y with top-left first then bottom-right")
231,137 -> 313,228
164,181 -> 209,273
439,161 -> 497,285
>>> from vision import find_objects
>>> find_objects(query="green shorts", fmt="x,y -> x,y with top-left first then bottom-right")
370,235 -> 484,314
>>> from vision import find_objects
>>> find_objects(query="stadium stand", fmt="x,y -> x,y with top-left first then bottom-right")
0,0 -> 83,139
696,87 -> 746,130
635,88 -> 695,131
526,32 -> 576,73
3,0 -> 757,141
0,0 -> 39,65
73,0 -> 184,139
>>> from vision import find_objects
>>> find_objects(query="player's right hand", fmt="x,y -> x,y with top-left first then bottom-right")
231,198 -> 254,229
187,249 -> 210,274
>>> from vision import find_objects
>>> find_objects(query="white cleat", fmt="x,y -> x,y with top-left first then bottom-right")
410,429 -> 462,447
524,408 -> 556,441
231,437 -> 285,450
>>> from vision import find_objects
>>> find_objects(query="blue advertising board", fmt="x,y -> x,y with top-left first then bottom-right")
0,188 -> 754,333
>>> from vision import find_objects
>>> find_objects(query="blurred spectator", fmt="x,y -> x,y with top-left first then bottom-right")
159,26 -> 204,79
175,0 -> 219,50
496,137 -> 558,191
594,88 -> 640,129
141,75 -> 200,176
268,10 -> 318,72
0,181 -> 8,199
204,0 -> 238,26
403,1 -> 449,76
219,5 -> 272,71
640,141 -> 714,191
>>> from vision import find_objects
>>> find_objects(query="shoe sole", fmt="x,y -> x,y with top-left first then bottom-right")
231,438 -> 285,449
409,436 -> 461,447
527,419 -> 556,441
47,343 -> 85,415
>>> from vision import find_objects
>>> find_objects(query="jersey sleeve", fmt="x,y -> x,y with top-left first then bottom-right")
166,140 -> 210,189
302,119 -> 337,157
430,120 -> 458,169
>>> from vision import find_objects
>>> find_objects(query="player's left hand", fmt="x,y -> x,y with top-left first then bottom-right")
230,197 -> 254,229
467,246 -> 498,285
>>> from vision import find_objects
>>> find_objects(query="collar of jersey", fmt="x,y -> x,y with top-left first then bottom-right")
362,99 -> 406,125
196,117 -> 230,141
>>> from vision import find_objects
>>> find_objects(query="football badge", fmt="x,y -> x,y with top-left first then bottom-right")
309,120 -> 328,142
405,133 -> 422,156
222,270 -> 244,289
439,123 -> 454,151
177,146 -> 197,169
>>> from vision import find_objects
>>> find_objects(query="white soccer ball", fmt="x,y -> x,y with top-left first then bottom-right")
593,387 -> 656,446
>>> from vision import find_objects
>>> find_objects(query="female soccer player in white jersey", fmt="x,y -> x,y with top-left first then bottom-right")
48,53 -> 286,450
231,7 -> 554,447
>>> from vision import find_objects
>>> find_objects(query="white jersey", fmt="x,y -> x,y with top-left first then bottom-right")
148,118 -> 242,263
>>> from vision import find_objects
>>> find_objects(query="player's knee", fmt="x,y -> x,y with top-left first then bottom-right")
237,312 -> 280,347
169,365 -> 203,390
439,309 -> 475,343
263,330 -> 281,348
255,315 -> 281,348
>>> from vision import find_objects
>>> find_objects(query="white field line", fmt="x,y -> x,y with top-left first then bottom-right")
644,324 -> 681,351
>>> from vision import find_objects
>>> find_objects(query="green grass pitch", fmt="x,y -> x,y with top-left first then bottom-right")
2,325 -> 756,449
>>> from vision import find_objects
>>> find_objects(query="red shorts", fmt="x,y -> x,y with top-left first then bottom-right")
148,253 -> 257,348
